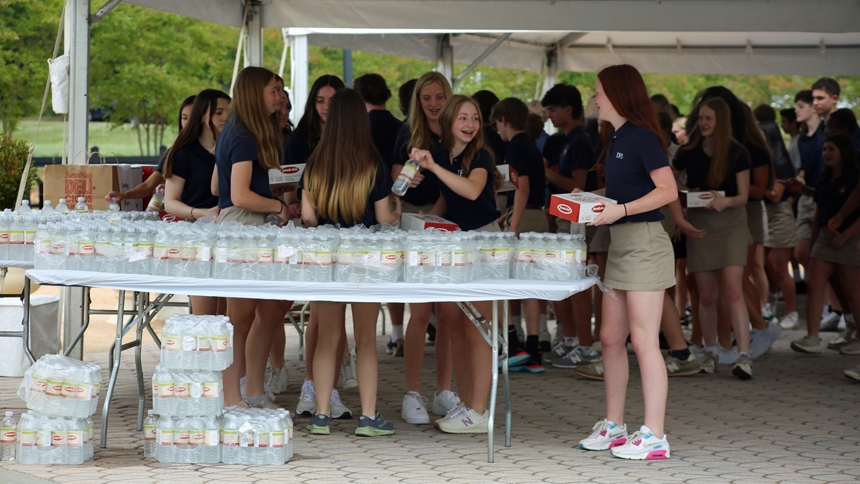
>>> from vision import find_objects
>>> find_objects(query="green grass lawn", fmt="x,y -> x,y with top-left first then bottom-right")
11,119 -> 179,158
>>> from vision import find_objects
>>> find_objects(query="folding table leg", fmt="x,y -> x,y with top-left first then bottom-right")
134,292 -> 146,431
502,300 -> 511,447
101,289 -> 126,448
21,274 -> 35,363
487,301 -> 499,463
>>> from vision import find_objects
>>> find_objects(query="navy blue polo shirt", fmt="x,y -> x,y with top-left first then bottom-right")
506,133 -> 545,206
798,122 -> 826,188
215,120 -> 273,209
603,122 -> 670,224
558,126 -> 598,193
391,124 -> 441,206
299,161 -> 392,228
284,129 -> 313,165
170,140 -> 219,209
433,147 -> 500,230
542,132 -> 565,168
483,126 -> 507,164
368,110 -> 403,170
673,142 -> 751,197
815,173 -> 860,231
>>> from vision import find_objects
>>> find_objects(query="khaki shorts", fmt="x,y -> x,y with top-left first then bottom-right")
811,230 -> 860,266
686,206 -> 749,272
218,206 -> 266,226
472,221 -> 501,233
796,194 -> 815,241
604,221 -> 675,291
507,208 -> 549,234
587,225 -> 611,253
746,200 -> 766,245
555,217 -> 571,235
764,201 -> 798,249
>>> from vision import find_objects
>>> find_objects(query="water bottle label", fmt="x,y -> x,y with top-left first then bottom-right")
63,383 -> 79,399
0,427 -> 15,444
407,251 -> 419,266
20,430 -> 37,447
29,375 -> 47,394
174,384 -> 189,399
336,249 -> 353,265
214,247 -> 229,263
197,336 -> 212,353
207,430 -> 219,446
166,246 -> 181,261
244,248 -> 259,263
0,232 -> 8,244
516,248 -> 531,263
440,251 -> 452,266
153,244 -> 168,261
545,249 -> 561,264
221,430 -> 239,446
255,431 -> 269,448
531,250 -> 545,263
158,428 -> 174,445
144,425 -> 155,441
45,240 -> 61,255
419,251 -> 436,266
211,336 -> 228,353
191,383 -> 203,399
24,230 -> 36,245
51,431 -> 66,447
381,251 -> 399,267
494,247 -> 511,263
479,248 -> 494,263
202,382 -> 220,398
576,249 -> 587,265
361,251 -> 380,266
399,162 -> 418,181
67,430 -> 83,447
10,230 -> 24,244
174,431 -> 190,447
189,432 -> 205,447
271,431 -> 284,448
158,382 -> 174,399
315,250 -> 333,266
79,243 -> 95,257
46,378 -> 64,397
276,245 -> 296,262
227,247 -> 244,264
453,251 -> 467,266
183,335 -> 197,351
163,334 -> 180,351
257,249 -> 273,264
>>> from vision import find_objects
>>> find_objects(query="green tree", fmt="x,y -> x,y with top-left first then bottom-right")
0,0 -> 65,135
0,133 -> 37,210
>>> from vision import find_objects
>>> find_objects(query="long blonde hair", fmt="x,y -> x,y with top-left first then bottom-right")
229,67 -> 282,170
407,72 -> 453,152
304,89 -> 380,224
679,97 -> 739,189
439,95 -> 503,190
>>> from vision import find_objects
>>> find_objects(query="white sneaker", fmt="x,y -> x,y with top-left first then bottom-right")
578,419 -> 628,451
240,375 -> 275,402
820,311 -> 843,332
610,425 -> 670,460
267,366 -> 289,395
296,379 -> 316,416
341,353 -> 358,390
718,345 -> 739,365
779,311 -> 800,330
749,321 -> 782,359
432,390 -> 461,416
401,392 -> 430,424
330,389 -> 352,419
434,407 -> 488,434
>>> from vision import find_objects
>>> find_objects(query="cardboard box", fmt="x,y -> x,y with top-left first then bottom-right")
683,190 -> 725,208
118,165 -> 143,211
400,213 -> 459,232
496,164 -> 517,192
549,192 -> 617,223
269,163 -> 306,187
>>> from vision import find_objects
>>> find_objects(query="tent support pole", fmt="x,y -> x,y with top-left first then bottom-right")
453,33 -> 510,85
290,34 -> 309,126
436,34 -> 454,86
244,2 -> 263,67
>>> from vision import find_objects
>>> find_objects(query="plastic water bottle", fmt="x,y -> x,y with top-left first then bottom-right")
41,200 -> 55,215
392,158 -> 419,196
23,216 -> 37,261
106,198 -> 122,226
515,233 -> 532,279
56,199 -> 70,215
65,417 -> 84,464
74,197 -> 88,214
18,200 -> 32,215
0,213 -> 10,260
146,187 -> 164,212
1,411 -> 16,461
143,410 -> 156,458
203,416 -> 220,464
156,416 -> 174,463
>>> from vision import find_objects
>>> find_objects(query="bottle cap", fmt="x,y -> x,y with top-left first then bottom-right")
148,409 -> 153,414
5,411 -> 12,417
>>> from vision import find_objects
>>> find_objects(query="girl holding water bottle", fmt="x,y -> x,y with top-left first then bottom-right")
300,88 -> 401,436
215,66 -> 299,410
410,94 -> 502,433
163,89 -> 230,316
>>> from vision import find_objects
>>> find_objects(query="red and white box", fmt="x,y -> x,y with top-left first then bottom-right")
400,213 -> 459,232
683,190 -> 725,208
549,192 -> 617,223
269,163 -> 306,188
496,164 -> 517,192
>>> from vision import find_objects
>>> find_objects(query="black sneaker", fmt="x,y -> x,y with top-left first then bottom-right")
355,412 -> 395,437
426,323 -> 437,343
307,414 -> 332,435
386,340 -> 397,354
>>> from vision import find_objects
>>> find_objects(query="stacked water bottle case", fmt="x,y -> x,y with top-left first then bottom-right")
13,355 -> 102,464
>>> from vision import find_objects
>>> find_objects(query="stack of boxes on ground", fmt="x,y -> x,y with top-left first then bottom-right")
15,355 -> 101,464
150,314 -> 293,464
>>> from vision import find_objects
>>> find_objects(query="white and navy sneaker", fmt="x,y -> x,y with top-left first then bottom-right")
610,425 -> 670,460
578,419 -> 628,451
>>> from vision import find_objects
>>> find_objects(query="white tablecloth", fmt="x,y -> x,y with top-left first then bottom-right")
0,260 -> 35,269
27,270 -> 597,303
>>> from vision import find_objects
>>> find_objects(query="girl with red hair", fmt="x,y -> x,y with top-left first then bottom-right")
577,65 -> 677,460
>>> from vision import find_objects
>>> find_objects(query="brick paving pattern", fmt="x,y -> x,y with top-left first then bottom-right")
1,301 -> 859,483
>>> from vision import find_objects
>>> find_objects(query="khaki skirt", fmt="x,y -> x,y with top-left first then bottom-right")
746,200 -> 766,245
586,225 -> 611,253
218,206 -> 266,226
686,206 -> 749,272
473,220 -> 501,233
507,208 -> 549,234
811,230 -> 860,266
764,201 -> 798,249
795,194 -> 815,241
604,221 -> 675,291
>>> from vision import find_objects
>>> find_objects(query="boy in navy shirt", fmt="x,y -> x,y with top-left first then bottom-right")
492,97 -> 549,373
354,73 -> 404,171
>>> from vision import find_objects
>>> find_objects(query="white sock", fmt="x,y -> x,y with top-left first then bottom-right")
511,315 -> 523,332
705,345 -> 717,355
739,351 -> 749,357
391,324 -> 404,341
539,314 -> 548,332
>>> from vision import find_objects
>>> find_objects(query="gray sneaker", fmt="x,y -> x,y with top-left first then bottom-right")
700,351 -> 719,374
820,311 -> 843,332
749,321 -> 782,359
790,334 -> 823,354
828,325 -> 856,349
731,354 -> 753,380
844,364 -> 860,382
355,412 -> 395,437
545,340 -> 576,364
575,360 -> 605,381
839,339 -> 860,356
552,346 -> 600,369
665,354 -> 701,377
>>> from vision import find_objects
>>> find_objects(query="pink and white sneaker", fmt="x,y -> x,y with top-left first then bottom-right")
578,419 -> 628,451
610,425 -> 671,460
